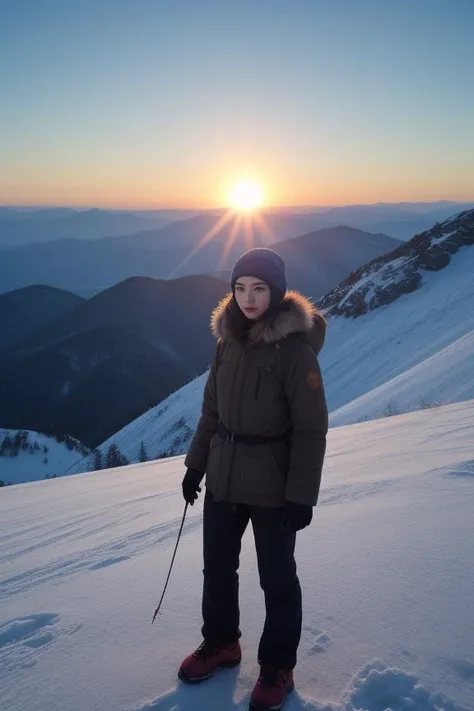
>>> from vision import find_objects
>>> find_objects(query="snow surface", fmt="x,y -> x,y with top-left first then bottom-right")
70,241 -> 474,476
0,429 -> 86,485
2,401 -> 474,711
329,329 -> 474,426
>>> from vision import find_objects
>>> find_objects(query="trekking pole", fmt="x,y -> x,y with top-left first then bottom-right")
152,501 -> 189,623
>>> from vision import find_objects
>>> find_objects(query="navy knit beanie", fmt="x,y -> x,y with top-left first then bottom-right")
230,247 -> 287,299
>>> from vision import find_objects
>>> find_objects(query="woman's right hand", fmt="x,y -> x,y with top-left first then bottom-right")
182,468 -> 204,505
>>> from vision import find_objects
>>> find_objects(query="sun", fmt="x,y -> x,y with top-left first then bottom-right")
228,180 -> 264,212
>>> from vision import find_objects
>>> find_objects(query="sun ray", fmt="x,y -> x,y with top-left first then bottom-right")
252,211 -> 275,246
167,209 -> 235,279
219,212 -> 244,271
244,213 -> 254,250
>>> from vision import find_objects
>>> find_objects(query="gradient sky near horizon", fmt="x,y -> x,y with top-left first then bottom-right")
1,0 -> 473,209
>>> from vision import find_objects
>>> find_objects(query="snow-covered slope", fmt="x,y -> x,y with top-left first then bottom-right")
320,233 -> 474,414
0,429 -> 89,486
2,402 -> 474,711
72,211 -> 474,475
329,329 -> 474,426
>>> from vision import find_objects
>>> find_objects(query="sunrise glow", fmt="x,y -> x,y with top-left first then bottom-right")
227,180 -> 264,212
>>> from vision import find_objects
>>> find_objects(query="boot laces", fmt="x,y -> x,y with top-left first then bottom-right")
193,640 -> 220,661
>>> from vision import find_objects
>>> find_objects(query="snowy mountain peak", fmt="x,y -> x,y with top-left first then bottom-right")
319,209 -> 474,318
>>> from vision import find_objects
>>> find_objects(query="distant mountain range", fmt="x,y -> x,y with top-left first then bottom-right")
1,201 -> 472,252
0,207 -> 197,249
0,216 -> 400,297
0,285 -> 84,351
0,275 -> 228,447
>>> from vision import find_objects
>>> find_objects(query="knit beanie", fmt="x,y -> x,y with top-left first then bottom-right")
230,247 -> 287,300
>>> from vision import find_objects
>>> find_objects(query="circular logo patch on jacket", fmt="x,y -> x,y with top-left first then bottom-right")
306,370 -> 321,389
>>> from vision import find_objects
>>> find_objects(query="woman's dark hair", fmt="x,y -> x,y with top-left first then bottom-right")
228,288 -> 283,342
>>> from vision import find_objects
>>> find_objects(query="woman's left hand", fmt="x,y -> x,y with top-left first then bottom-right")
281,501 -> 313,532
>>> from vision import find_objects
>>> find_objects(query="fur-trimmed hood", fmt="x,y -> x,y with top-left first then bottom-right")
211,290 -> 326,355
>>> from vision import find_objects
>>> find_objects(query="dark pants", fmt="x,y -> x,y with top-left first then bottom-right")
201,489 -> 302,670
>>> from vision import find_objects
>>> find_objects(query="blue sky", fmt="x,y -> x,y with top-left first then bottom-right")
1,0 -> 473,207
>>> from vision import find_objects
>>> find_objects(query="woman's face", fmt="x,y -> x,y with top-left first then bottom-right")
234,276 -> 272,319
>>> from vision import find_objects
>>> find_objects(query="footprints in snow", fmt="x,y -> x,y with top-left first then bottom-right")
134,659 -> 468,711
441,459 -> 474,479
0,613 -> 58,649
445,657 -> 474,683
344,659 -> 469,711
0,613 -> 81,677
427,459 -> 474,480
303,625 -> 332,656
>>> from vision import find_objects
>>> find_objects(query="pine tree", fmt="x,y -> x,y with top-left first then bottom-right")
117,450 -> 129,466
139,441 -> 148,463
0,435 -> 13,456
92,449 -> 103,470
106,444 -> 120,468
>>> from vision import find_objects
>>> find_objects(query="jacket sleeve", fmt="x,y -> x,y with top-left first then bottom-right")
283,342 -> 328,506
184,342 -> 220,475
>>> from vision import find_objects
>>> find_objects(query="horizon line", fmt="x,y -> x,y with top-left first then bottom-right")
2,198 -> 474,212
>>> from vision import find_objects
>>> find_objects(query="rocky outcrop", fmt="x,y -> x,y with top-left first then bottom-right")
318,210 -> 474,318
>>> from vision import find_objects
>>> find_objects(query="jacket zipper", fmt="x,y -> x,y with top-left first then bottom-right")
254,369 -> 262,400
227,348 -> 244,431
224,347 -> 244,501
237,348 -> 252,434
227,348 -> 254,500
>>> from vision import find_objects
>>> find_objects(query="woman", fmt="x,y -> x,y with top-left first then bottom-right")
179,247 -> 328,711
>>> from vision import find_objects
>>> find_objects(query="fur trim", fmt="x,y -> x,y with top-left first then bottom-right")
211,290 -> 326,347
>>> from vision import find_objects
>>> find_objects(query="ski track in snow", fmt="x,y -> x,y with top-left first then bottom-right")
0,513 -> 202,600
318,479 -> 396,506
0,490 -> 175,566
0,479 -> 405,601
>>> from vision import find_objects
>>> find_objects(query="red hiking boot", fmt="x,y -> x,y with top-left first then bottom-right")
249,666 -> 294,710
178,639 -> 242,683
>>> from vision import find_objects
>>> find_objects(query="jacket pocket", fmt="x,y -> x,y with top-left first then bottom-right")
206,434 -> 222,473
269,440 -> 290,477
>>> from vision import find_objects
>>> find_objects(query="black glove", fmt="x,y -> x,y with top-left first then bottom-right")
182,468 -> 204,505
282,501 -> 313,532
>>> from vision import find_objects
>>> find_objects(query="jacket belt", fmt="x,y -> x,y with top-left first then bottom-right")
217,421 -> 290,445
